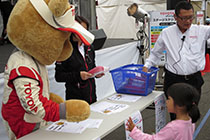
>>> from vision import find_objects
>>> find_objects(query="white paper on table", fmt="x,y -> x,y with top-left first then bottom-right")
90,101 -> 129,115
46,120 -> 88,133
107,94 -> 142,102
78,119 -> 103,129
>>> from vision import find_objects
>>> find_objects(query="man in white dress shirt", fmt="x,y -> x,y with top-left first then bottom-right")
143,1 -> 210,120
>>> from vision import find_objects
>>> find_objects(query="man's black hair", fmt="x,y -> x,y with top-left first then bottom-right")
175,1 -> 194,16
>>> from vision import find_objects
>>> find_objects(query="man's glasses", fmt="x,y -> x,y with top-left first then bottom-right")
177,15 -> 195,21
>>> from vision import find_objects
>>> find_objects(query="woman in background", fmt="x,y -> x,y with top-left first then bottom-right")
55,15 -> 104,104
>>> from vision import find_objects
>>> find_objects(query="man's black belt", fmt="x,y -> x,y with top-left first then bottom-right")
164,68 -> 200,80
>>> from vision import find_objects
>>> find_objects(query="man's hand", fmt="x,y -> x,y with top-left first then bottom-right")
142,67 -> 148,72
80,71 -> 93,80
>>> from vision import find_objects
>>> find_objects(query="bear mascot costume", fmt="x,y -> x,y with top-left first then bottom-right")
1,0 -> 95,139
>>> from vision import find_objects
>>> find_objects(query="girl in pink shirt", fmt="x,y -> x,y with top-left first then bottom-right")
126,83 -> 200,140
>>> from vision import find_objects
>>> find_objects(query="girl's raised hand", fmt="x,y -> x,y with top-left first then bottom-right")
126,117 -> 135,132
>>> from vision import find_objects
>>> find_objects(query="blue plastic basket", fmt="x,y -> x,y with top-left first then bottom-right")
110,64 -> 159,96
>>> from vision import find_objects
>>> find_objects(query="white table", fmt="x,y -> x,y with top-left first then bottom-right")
19,91 -> 163,140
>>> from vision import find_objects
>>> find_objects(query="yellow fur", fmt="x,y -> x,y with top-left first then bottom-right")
65,100 -> 90,122
7,0 -> 72,65
49,93 -> 64,104
7,0 -> 90,122
48,0 -> 70,17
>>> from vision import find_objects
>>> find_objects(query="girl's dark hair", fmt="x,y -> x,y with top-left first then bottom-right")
167,83 -> 200,123
75,15 -> 89,30
175,1 -> 194,16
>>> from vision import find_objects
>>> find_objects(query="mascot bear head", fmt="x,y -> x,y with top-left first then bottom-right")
7,0 -> 94,65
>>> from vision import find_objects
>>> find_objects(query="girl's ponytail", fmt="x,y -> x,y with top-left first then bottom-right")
189,104 -> 200,123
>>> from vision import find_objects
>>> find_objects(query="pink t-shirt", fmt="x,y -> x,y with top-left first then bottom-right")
129,119 -> 195,140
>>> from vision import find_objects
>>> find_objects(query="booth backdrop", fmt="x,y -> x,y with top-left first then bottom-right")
96,0 -> 166,39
